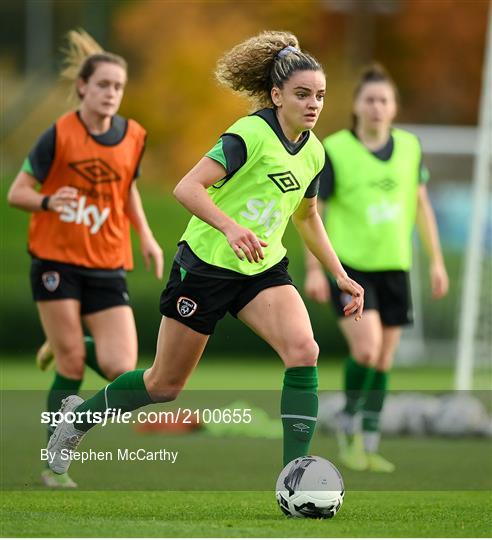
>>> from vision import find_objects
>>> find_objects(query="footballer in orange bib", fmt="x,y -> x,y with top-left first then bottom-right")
8,29 -> 163,489
28,111 -> 145,270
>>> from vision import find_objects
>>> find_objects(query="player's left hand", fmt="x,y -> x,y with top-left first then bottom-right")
430,261 -> 449,299
335,274 -> 364,321
140,235 -> 164,280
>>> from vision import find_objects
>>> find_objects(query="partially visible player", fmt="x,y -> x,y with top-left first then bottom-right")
46,30 -> 364,478
304,64 -> 449,472
7,29 -> 163,487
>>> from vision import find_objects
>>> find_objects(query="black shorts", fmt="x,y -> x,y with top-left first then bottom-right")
30,258 -> 130,316
329,264 -> 413,326
160,257 -> 294,335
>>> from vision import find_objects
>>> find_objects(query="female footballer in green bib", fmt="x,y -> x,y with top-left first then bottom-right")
305,64 -> 449,473
47,31 -> 364,476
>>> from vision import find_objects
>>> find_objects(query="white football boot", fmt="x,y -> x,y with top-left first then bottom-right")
47,395 -> 86,474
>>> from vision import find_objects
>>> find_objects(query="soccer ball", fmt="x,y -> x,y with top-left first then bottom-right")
275,456 -> 344,519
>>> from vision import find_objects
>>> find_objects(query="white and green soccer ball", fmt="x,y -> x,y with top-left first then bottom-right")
275,456 -> 344,519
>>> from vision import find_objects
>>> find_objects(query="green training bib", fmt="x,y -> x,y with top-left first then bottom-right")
323,129 -> 422,271
181,114 -> 325,275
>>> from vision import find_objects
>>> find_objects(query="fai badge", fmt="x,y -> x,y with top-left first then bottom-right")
177,296 -> 197,317
42,271 -> 60,292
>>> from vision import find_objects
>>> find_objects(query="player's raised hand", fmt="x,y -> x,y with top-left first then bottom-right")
48,186 -> 79,212
140,234 -> 164,280
304,268 -> 330,303
224,223 -> 268,263
335,274 -> 364,321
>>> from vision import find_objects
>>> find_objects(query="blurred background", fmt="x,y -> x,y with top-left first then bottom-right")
1,0 -> 490,388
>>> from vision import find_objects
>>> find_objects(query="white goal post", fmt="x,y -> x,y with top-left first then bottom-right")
455,3 -> 492,391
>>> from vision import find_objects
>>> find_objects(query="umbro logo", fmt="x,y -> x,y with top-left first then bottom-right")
292,422 -> 310,433
69,158 -> 121,185
371,177 -> 397,191
268,171 -> 300,193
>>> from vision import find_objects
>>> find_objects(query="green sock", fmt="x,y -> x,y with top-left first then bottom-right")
362,369 -> 388,436
74,369 -> 153,432
84,336 -> 109,380
47,373 -> 82,443
281,366 -> 318,466
343,356 -> 374,416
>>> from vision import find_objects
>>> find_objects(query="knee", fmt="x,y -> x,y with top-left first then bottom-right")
352,346 -> 379,367
97,347 -> 137,381
376,353 -> 394,372
55,348 -> 86,380
103,360 -> 137,382
104,366 -> 127,381
282,337 -> 319,367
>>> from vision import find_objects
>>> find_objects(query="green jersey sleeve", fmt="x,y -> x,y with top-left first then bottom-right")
21,157 -> 35,176
206,138 -> 227,169
419,161 -> 430,184
22,124 -> 56,182
206,134 -> 247,176
417,137 -> 430,184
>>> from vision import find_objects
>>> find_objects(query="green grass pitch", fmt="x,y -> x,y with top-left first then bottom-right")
1,357 -> 491,537
2,491 -> 491,537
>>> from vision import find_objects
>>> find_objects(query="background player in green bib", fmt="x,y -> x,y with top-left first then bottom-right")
47,31 -> 364,476
305,64 -> 449,473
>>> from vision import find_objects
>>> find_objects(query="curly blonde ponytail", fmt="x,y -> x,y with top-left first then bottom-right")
215,31 -> 322,109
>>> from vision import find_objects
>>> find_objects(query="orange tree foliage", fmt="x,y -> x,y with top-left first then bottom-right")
111,0 -> 350,184
375,0 -> 489,124
111,0 -> 488,186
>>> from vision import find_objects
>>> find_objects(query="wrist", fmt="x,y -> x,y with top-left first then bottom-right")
41,196 -> 50,211
218,216 -> 237,236
334,270 -> 348,282
138,227 -> 154,241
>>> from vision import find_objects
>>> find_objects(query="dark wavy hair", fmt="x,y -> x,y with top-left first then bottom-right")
351,63 -> 399,129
